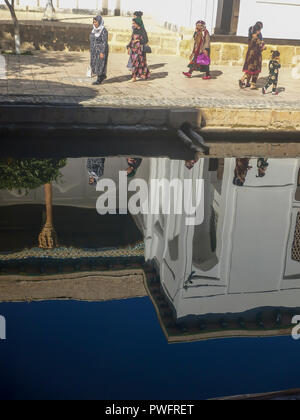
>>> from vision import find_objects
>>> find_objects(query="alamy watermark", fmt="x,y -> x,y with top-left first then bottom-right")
95,172 -> 204,226
0,55 -> 6,80
292,316 -> 300,340
0,315 -> 6,340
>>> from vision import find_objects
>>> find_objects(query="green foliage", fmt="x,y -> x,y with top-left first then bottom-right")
0,158 -> 67,192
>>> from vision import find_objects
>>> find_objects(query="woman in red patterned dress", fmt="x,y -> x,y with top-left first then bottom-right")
239,23 -> 266,90
127,17 -> 150,82
183,20 -> 211,80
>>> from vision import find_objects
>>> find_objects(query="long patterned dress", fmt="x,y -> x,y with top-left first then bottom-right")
90,28 -> 109,78
243,37 -> 264,75
129,35 -> 150,80
188,29 -> 211,74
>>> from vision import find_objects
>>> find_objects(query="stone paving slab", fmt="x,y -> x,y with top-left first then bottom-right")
0,51 -> 300,131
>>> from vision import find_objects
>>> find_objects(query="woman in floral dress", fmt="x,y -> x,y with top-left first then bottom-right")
239,23 -> 265,90
127,17 -> 150,82
183,20 -> 211,80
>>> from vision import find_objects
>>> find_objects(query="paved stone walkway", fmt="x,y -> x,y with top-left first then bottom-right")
1,51 -> 300,111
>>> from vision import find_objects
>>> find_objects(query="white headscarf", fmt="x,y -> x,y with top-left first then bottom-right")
92,15 -> 105,38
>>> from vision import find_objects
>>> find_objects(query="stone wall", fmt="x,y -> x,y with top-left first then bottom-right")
0,20 -> 180,55
179,38 -> 300,68
1,21 -> 299,67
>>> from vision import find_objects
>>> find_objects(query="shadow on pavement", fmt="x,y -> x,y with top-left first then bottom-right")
0,78 -> 98,101
148,63 -> 167,70
193,70 -> 223,79
3,51 -> 89,72
105,71 -> 168,84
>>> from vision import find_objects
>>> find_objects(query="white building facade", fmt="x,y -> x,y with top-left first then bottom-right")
10,0 -> 300,40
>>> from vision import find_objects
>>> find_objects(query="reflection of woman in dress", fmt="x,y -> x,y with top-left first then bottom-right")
233,159 -> 252,186
127,17 -> 150,82
87,157 -> 142,186
239,23 -> 265,90
90,15 -> 109,85
126,158 -> 142,178
87,158 -> 106,186
183,20 -> 211,80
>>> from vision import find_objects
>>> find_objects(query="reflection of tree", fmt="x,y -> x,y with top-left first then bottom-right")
4,0 -> 21,54
0,158 -> 66,249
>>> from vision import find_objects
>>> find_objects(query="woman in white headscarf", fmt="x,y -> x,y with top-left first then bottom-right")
90,15 -> 109,85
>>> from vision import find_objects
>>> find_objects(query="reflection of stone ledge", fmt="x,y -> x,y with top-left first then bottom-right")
144,272 -> 300,343
215,389 -> 300,400
0,269 -> 147,302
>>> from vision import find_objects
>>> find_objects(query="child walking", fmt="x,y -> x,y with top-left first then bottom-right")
262,50 -> 281,96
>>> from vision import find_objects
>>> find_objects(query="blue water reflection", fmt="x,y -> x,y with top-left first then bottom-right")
0,298 -> 299,400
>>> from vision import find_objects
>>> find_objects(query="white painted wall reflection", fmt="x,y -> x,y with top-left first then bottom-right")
143,157 -> 300,319
0,157 -> 150,208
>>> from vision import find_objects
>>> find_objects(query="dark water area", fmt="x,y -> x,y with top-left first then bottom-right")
0,298 -> 300,401
1,156 -> 300,399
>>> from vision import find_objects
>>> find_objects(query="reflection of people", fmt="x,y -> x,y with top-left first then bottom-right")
126,158 -> 143,178
185,160 -> 197,170
87,158 -> 142,185
183,20 -> 211,80
87,158 -> 105,186
90,15 -> 109,85
239,23 -> 265,90
257,158 -> 269,178
262,51 -> 281,96
233,158 -> 252,186
127,18 -> 150,82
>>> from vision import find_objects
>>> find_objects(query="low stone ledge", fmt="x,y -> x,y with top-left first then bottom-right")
0,103 -> 300,132
201,108 -> 300,131
0,104 -> 203,128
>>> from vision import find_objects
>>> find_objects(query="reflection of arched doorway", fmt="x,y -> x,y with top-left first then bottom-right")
215,0 -> 240,35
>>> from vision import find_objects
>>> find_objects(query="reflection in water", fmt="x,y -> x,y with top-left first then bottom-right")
0,157 -> 300,345
142,157 -> 300,341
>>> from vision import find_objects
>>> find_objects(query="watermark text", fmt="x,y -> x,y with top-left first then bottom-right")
0,315 -> 6,340
96,172 -> 204,226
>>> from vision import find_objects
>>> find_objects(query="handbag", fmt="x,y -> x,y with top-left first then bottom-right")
127,56 -> 133,69
144,45 -> 152,54
86,66 -> 92,78
196,53 -> 211,66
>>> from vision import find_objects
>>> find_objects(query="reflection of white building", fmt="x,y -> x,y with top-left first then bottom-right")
122,0 -> 300,39
141,158 -> 300,320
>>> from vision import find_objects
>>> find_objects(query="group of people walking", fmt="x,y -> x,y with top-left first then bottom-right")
90,14 -> 281,95
239,21 -> 281,95
90,11 -> 150,85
